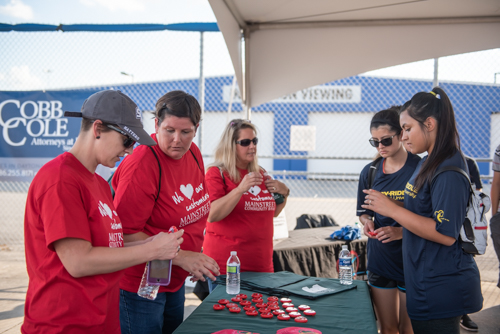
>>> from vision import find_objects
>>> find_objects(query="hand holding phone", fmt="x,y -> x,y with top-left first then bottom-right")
147,226 -> 178,286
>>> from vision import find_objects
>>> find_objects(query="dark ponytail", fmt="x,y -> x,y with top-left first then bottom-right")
400,87 -> 460,190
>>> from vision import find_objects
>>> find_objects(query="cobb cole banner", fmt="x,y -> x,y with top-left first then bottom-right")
0,90 -> 98,181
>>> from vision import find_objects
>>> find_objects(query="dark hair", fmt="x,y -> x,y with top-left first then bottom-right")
155,90 -> 201,126
400,87 -> 460,190
370,105 -> 402,135
80,118 -> 113,133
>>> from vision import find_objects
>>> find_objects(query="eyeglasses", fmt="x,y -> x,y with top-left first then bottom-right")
106,124 -> 136,148
369,135 -> 395,148
236,137 -> 258,147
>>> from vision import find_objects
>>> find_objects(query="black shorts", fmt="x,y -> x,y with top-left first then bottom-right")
368,271 -> 406,292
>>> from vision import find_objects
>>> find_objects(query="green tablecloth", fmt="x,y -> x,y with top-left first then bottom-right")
174,273 -> 377,334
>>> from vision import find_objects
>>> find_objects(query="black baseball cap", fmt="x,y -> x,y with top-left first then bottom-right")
65,90 -> 156,146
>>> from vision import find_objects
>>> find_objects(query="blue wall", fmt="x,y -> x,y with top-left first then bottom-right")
97,75 -> 500,174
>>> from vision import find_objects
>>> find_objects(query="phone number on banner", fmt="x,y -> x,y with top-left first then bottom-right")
0,169 -> 35,177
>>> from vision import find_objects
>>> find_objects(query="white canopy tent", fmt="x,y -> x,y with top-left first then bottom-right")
209,0 -> 500,117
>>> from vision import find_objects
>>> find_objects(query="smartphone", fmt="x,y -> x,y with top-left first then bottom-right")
146,226 -> 177,286
147,259 -> 172,286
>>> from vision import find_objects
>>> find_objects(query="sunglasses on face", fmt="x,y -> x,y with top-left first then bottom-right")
106,124 -> 136,148
369,135 -> 395,148
236,137 -> 258,147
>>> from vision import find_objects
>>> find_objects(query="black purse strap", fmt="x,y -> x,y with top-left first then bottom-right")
148,146 -> 162,202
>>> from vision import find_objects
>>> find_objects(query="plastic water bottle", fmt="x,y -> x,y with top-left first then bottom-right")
339,245 -> 353,285
137,262 -> 159,300
226,251 -> 240,294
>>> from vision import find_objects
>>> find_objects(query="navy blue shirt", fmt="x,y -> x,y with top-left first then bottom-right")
356,152 -> 420,282
403,151 -> 483,320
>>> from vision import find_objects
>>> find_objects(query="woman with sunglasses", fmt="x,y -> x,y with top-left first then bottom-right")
203,119 -> 290,287
356,106 -> 420,334
112,90 -> 219,334
363,88 -> 482,334
22,90 -> 184,334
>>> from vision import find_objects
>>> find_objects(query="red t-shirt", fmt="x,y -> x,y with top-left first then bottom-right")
23,152 -> 123,334
203,167 -> 276,274
113,135 -> 209,293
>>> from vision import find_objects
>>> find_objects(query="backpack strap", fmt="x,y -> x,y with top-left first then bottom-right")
367,157 -> 383,189
148,146 -> 162,202
189,148 -> 202,172
147,146 -> 201,202
430,165 -> 474,197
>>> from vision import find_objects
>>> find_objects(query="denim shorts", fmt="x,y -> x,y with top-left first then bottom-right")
119,284 -> 185,334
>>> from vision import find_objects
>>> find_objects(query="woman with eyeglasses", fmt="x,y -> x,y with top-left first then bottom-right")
362,88 -> 482,334
112,90 -> 219,334
22,90 -> 184,334
356,106 -> 420,334
202,119 -> 290,288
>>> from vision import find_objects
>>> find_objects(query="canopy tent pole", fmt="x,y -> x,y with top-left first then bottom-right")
433,58 -> 439,87
240,28 -> 251,120
218,0 -> 251,118
226,75 -> 237,122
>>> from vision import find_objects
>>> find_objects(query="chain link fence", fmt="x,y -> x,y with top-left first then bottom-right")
1,28 -> 499,246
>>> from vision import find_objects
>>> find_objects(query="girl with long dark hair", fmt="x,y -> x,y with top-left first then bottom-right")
357,106 -> 419,334
362,87 -> 482,334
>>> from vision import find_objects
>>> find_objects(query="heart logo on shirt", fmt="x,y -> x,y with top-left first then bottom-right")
180,184 -> 194,200
248,186 -> 261,196
98,201 -> 113,219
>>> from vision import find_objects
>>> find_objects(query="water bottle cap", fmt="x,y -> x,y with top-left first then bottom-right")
231,251 -> 237,255
342,245 -> 348,250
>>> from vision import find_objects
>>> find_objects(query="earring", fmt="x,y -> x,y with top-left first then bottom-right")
96,136 -> 100,139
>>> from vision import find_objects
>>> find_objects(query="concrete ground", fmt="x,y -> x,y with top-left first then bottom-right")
1,234 -> 499,334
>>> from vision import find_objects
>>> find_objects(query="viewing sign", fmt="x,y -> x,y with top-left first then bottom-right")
223,85 -> 362,104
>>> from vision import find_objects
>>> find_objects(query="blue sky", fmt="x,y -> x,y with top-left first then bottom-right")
0,0 -> 216,24
0,0 -> 230,90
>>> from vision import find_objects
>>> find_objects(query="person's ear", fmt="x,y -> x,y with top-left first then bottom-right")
424,117 -> 437,132
93,120 -> 102,139
155,118 -> 159,133
194,123 -> 199,135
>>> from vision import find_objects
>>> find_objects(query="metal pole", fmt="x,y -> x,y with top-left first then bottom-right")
198,31 -> 205,153
433,58 -> 439,87
240,28 -> 251,120
227,75 -> 237,123
495,72 -> 500,84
